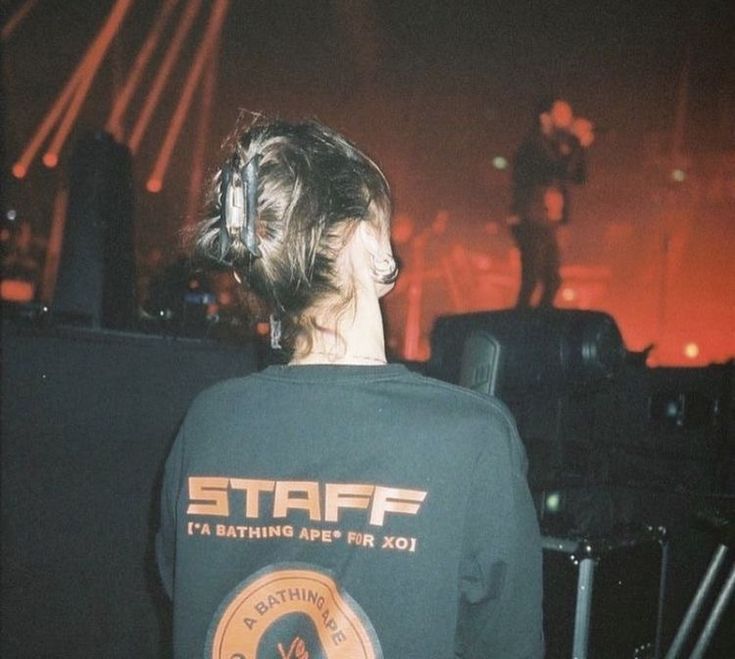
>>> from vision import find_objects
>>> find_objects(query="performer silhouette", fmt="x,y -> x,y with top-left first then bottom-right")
509,98 -> 594,307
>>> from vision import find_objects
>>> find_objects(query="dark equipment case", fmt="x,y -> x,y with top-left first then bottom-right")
542,528 -> 668,659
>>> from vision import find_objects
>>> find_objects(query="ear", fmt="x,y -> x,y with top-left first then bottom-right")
355,220 -> 384,258
353,220 -> 398,294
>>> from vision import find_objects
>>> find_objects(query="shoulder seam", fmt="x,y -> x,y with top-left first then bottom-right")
403,371 -> 517,426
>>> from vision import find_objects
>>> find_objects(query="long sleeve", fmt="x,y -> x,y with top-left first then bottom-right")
511,139 -> 543,216
155,425 -> 185,600
557,133 -> 586,185
511,131 -> 587,223
455,413 -> 544,658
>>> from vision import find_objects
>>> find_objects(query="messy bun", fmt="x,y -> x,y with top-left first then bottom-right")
193,118 -> 391,353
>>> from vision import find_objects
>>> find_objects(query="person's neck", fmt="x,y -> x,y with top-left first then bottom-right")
290,288 -> 387,366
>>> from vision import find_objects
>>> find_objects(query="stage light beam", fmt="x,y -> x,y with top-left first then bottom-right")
146,0 -> 230,193
40,187 -> 69,303
128,0 -> 204,154
13,0 -> 133,177
105,0 -> 181,141
1,0 -> 39,42
43,0 -> 134,169
184,33 -> 219,223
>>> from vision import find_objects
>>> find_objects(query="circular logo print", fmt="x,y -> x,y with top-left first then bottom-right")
206,563 -> 382,659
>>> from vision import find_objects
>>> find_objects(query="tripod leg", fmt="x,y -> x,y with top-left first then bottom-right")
572,557 -> 596,659
689,562 -> 735,659
665,545 -> 729,659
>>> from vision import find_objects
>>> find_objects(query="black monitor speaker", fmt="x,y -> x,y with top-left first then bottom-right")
430,309 -> 628,489
429,308 -> 626,394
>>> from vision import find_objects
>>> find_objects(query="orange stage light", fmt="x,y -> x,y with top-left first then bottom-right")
1,280 -> 35,303
43,0 -> 134,168
185,32 -> 219,224
146,0 -> 230,193
1,0 -> 39,42
12,45 -> 92,177
684,342 -> 700,359
128,0 -> 204,154
13,71 -> 79,177
12,164 -> 27,179
14,0 -> 132,177
42,153 -> 58,168
146,179 -> 163,193
40,187 -> 69,303
105,0 -> 181,140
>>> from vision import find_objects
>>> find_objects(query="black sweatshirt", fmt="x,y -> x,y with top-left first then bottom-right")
156,364 -> 543,658
511,129 -> 587,225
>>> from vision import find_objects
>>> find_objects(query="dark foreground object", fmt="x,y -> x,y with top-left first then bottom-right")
543,530 -> 668,659
2,313 -> 733,657
1,318 -> 258,656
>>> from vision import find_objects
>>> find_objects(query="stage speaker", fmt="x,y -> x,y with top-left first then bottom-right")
54,131 -> 135,328
428,309 -> 627,488
428,308 -> 626,394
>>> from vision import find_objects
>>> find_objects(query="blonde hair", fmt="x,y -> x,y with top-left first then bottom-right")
193,118 -> 391,353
